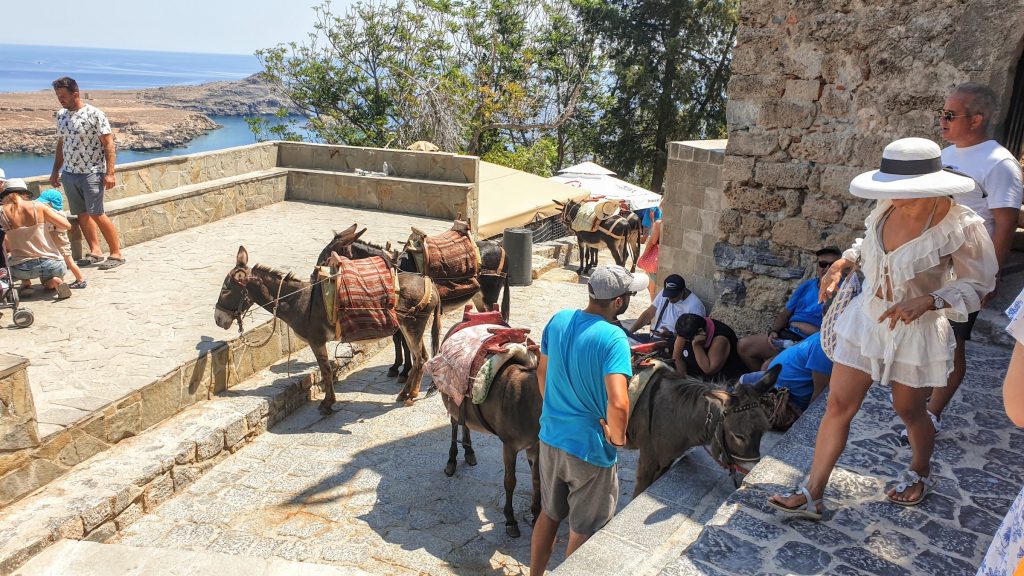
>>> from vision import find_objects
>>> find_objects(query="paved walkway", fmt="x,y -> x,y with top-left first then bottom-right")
7,201 -> 453,437
113,278 -> 653,575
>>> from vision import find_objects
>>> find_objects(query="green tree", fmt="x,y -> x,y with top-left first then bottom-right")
579,0 -> 737,191
255,0 -> 602,165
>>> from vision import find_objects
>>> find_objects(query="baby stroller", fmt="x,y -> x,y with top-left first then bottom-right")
0,230 -> 34,328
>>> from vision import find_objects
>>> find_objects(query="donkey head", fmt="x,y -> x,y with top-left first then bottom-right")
316,225 -> 367,265
703,365 -> 780,474
214,246 -> 255,330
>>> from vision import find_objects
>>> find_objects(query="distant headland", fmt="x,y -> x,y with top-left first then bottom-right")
0,74 -> 291,155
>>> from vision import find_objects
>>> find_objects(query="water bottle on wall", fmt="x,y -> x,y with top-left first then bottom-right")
382,161 -> 389,176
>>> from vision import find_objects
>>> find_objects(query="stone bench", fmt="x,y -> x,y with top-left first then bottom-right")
66,168 -> 288,260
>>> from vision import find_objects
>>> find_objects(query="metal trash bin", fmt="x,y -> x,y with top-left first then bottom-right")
503,227 -> 533,287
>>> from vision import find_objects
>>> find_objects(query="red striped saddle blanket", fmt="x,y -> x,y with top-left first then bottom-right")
321,256 -> 399,342
408,225 -> 480,301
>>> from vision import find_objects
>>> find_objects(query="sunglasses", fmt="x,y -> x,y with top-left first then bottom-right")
817,260 -> 835,269
937,109 -> 972,122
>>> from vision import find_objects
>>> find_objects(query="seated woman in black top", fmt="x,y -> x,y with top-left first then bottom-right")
672,313 -> 748,381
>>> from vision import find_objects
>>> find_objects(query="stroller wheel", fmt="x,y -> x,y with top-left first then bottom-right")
13,308 -> 34,328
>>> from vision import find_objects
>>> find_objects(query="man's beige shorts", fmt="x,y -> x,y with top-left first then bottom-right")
539,441 -> 619,536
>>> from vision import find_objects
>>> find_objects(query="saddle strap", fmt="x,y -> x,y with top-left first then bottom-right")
397,276 -> 434,318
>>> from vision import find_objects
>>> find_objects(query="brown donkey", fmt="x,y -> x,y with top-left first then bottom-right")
214,246 -> 441,412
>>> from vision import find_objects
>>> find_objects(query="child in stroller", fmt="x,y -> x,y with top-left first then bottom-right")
0,227 -> 35,327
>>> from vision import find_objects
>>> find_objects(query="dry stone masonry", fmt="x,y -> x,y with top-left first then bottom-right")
709,0 -> 1024,332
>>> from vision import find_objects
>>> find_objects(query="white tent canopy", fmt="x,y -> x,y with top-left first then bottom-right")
550,162 -> 662,210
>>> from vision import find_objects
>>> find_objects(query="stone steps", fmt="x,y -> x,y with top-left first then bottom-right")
12,539 -> 368,575
0,345 -> 386,574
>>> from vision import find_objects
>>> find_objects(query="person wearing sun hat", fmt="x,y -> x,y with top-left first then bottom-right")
1,178 -> 74,299
766,137 -> 997,519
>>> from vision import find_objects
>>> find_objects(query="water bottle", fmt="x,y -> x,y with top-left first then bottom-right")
382,161 -> 389,176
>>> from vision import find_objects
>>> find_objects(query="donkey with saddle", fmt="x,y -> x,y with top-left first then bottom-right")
214,245 -> 441,413
423,305 -> 541,539
553,198 -> 642,275
317,220 -> 510,389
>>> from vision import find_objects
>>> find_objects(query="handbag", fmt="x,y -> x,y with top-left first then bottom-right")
637,243 -> 659,274
820,268 -> 863,361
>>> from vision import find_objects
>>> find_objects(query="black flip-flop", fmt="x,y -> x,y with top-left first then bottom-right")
98,257 -> 126,270
77,254 -> 104,266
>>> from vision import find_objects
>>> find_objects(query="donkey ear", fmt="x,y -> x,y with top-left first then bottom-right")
703,389 -> 732,407
236,246 -> 249,267
354,227 -> 367,242
750,365 -> 782,396
337,223 -> 357,238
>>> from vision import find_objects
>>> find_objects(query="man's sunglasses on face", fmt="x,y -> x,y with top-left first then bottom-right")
938,109 -> 973,122
818,260 -> 835,269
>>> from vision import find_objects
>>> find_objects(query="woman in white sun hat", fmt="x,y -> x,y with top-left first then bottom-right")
767,137 -> 997,519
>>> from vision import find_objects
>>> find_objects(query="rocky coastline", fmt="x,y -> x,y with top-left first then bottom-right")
0,74 -> 291,155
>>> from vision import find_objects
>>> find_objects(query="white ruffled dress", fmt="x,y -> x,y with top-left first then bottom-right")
832,200 -> 997,388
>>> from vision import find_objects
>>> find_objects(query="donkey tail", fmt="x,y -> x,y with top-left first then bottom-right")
501,272 -> 511,322
431,287 -> 442,356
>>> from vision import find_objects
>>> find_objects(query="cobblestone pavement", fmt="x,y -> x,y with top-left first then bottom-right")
114,279 -> 653,575
6,201 -> 452,436
659,341 -> 1019,576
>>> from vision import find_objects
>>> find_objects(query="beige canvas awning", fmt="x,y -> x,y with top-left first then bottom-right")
477,161 -> 587,238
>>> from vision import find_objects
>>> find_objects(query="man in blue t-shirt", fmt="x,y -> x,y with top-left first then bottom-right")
739,333 -> 833,430
737,246 -> 841,371
530,264 -> 645,574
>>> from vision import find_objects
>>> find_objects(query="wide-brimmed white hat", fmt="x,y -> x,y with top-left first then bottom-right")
849,137 -> 975,199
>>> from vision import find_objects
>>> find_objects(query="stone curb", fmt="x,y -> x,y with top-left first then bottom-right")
0,340 -> 386,575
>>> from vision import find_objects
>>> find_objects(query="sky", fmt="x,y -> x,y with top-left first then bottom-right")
4,0 -> 353,55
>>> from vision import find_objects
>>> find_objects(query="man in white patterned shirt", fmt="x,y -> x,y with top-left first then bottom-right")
50,77 -> 124,270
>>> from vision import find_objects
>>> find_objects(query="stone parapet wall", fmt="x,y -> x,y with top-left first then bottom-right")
714,0 -> 1024,333
277,142 -> 478,184
22,142 -> 280,204
0,355 -> 39,454
660,141 -> 727,309
287,169 -> 477,232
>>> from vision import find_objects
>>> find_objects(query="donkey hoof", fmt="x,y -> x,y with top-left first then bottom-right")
505,522 -> 521,538
318,404 -> 335,416
444,462 -> 457,477
465,452 -> 477,466
387,366 -> 400,377
403,398 -> 416,407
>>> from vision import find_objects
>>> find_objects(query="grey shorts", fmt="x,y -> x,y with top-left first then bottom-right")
539,441 -> 618,536
62,171 -> 105,216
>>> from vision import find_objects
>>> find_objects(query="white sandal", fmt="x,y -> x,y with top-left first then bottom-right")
886,469 -> 935,506
767,484 -> 824,520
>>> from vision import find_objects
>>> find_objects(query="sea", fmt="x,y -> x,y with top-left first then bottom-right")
0,44 -> 308,178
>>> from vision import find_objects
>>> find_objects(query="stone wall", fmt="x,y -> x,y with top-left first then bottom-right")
287,170 -> 476,230
713,0 -> 1024,333
277,142 -> 478,184
0,355 -> 39,454
660,140 -> 727,308
23,142 -> 280,203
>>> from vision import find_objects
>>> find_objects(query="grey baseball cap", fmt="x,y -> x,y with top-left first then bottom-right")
588,265 -> 649,299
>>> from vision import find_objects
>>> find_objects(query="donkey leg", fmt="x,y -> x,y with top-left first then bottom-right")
398,335 -> 412,383
634,449 -> 661,497
387,332 -> 403,378
463,423 -> 476,466
445,418 -> 459,477
502,443 -> 521,538
312,342 -> 336,415
527,442 -> 541,524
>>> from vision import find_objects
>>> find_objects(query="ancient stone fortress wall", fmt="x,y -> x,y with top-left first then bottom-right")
709,0 -> 1024,333
660,140 -> 727,309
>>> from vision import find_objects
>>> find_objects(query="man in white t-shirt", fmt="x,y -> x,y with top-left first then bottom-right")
929,82 -> 1023,429
628,274 -> 705,343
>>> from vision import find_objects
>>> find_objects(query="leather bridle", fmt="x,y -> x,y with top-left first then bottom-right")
703,400 -> 763,478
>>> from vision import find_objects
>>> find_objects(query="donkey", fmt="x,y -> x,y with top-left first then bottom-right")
214,246 -> 442,410
317,226 -> 511,381
626,365 -> 781,495
553,199 -> 642,275
437,362 -> 541,539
